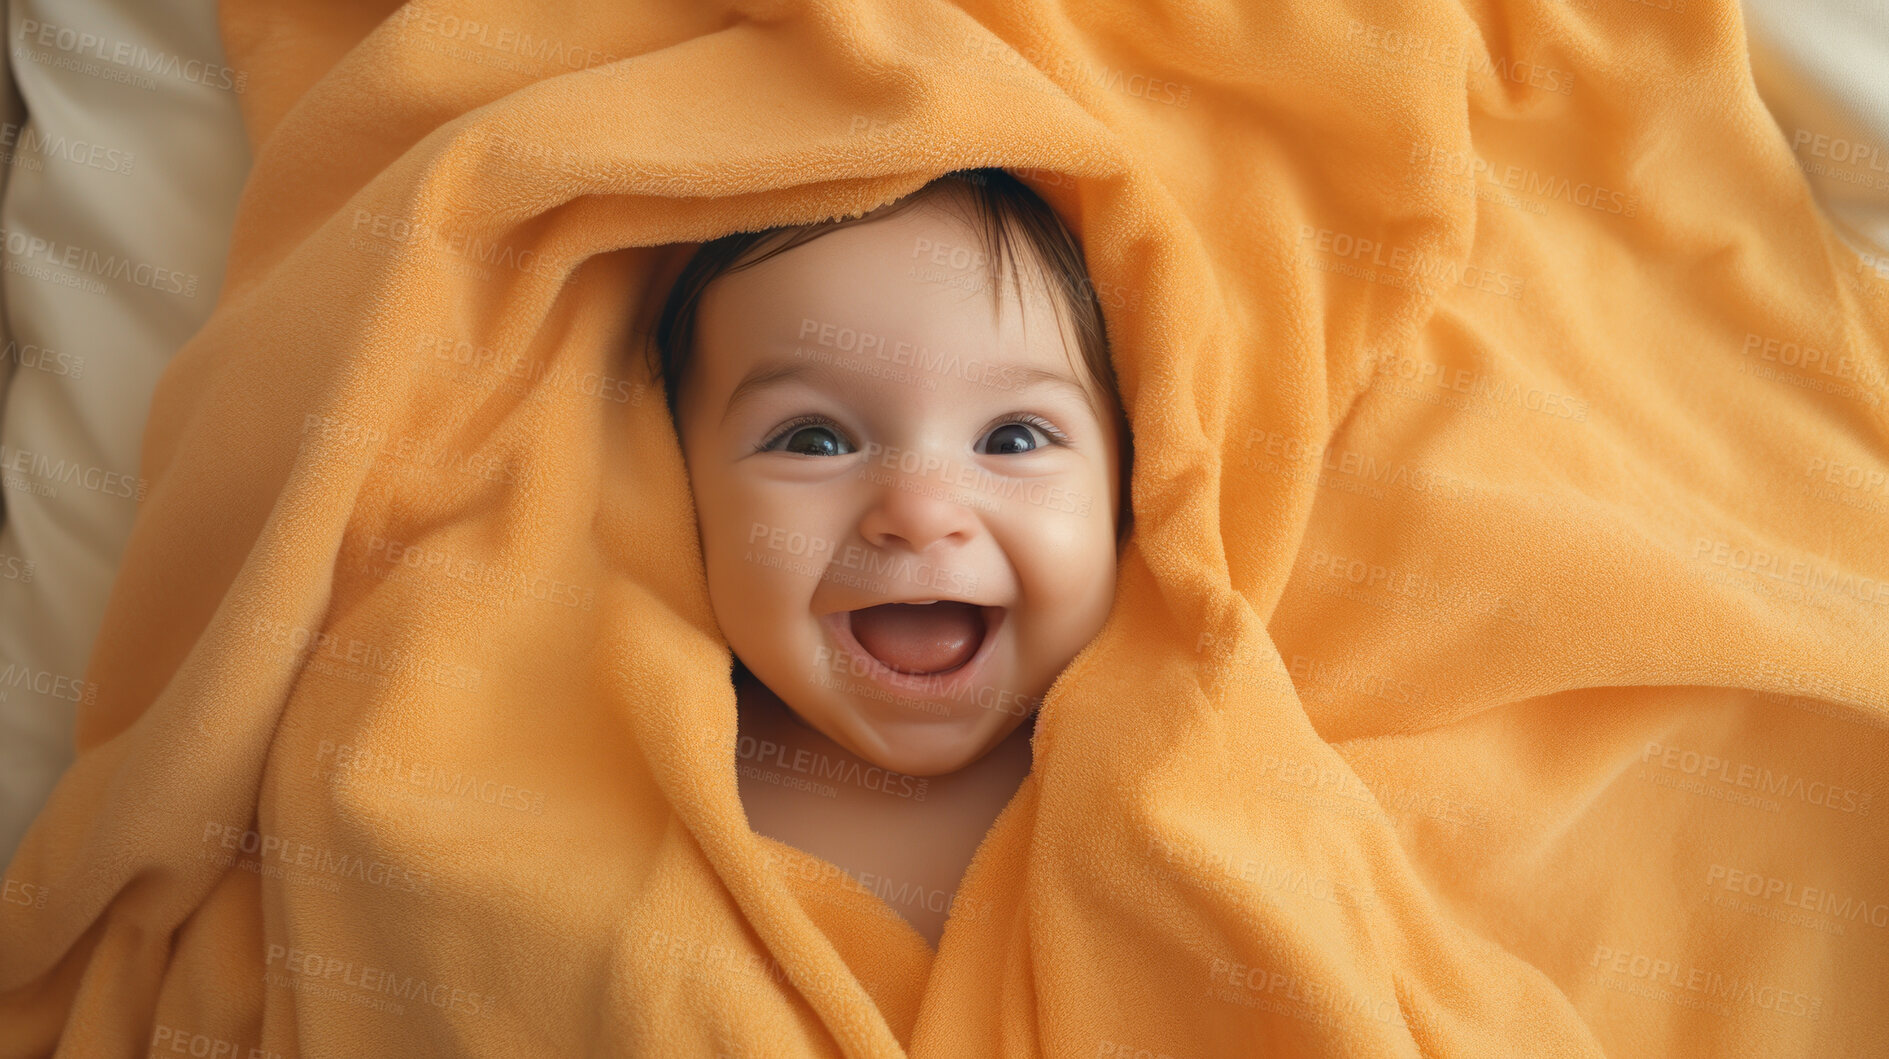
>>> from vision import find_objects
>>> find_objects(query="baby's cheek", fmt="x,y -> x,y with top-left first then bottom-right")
1045,524 -> 1118,617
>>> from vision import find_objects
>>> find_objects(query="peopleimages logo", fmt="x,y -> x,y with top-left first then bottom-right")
1642,742 -> 1871,814
412,332 -> 640,404
1691,537 -> 1889,608
350,209 -> 562,282
1705,864 -> 1889,930
0,662 -> 97,704
1792,129 -> 1889,174
1588,944 -> 1822,1021
737,735 -> 930,801
795,316 -> 1034,393
0,122 -> 134,174
1741,332 -> 1886,390
0,227 -> 198,296
395,9 -> 623,72
264,945 -> 494,1017
1345,20 -> 1574,95
200,822 -> 433,897
15,18 -> 247,92
1407,143 -> 1638,216
1298,225 -> 1529,300
0,442 -> 146,500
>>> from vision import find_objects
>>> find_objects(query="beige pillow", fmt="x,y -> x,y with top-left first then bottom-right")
0,0 -> 249,861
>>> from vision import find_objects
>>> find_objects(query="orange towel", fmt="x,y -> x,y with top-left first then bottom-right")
4,0 -> 1887,1055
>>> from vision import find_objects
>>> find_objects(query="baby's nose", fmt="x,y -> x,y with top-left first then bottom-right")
855,458 -> 983,554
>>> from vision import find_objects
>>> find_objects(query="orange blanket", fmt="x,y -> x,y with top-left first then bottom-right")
4,0 -> 1887,1055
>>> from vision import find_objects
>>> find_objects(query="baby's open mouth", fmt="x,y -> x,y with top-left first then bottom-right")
847,601 -> 989,676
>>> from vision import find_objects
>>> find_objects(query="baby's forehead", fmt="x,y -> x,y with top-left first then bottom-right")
694,207 -> 1083,388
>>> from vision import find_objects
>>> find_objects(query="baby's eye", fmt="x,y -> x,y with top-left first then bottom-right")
760,419 -> 855,457
977,415 -> 1067,456
757,414 -> 1068,457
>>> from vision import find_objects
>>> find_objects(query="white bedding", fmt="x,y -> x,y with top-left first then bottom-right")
0,0 -> 1882,864
1745,0 -> 1889,261
0,0 -> 248,860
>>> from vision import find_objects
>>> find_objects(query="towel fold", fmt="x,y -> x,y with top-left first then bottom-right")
3,0 -> 1886,1055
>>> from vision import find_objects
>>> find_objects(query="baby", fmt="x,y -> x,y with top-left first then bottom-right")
649,168 -> 1132,947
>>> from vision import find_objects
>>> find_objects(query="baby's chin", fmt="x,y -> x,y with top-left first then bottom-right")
737,666 -> 1021,777
825,708 -> 1018,777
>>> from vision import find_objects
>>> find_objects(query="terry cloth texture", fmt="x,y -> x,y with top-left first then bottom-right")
3,0 -> 1887,1055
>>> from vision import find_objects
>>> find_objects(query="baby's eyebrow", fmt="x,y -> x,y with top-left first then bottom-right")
722,359 -> 858,426
994,365 -> 1097,416
720,358 -> 1096,425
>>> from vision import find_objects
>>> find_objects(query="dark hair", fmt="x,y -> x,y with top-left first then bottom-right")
646,166 -> 1133,541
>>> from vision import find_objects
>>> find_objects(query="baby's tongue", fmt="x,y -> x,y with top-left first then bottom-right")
848,602 -> 983,675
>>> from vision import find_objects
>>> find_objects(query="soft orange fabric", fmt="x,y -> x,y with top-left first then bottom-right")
4,0 -> 1887,1055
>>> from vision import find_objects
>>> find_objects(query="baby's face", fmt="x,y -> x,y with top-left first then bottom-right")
676,199 -> 1123,776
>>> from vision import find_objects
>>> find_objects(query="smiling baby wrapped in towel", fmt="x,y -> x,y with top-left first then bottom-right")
3,0 -> 1888,1055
